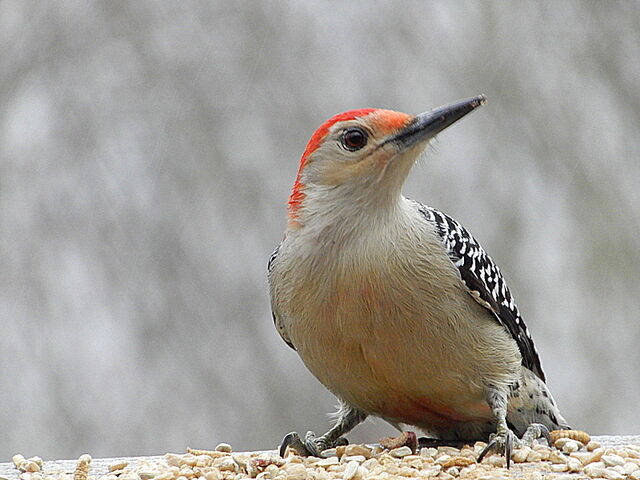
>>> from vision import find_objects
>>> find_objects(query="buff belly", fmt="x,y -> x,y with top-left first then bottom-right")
284,262 -> 520,435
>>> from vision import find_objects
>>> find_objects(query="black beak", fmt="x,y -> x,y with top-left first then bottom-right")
391,95 -> 486,150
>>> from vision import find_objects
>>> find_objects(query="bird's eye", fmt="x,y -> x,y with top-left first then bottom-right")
341,127 -> 368,151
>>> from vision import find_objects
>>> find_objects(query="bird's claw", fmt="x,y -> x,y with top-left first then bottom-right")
521,423 -> 551,445
279,431 -> 348,457
279,432 -> 312,457
477,423 -> 552,469
333,436 -> 349,447
478,428 -> 516,468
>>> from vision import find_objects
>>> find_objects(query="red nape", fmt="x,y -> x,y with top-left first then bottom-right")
287,109 -> 377,222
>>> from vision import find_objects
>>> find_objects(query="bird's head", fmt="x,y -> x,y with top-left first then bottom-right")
288,96 -> 485,229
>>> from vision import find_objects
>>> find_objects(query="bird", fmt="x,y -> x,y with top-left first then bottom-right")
267,96 -> 570,466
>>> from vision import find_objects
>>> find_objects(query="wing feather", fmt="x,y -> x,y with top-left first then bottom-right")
268,244 -> 296,350
414,201 -> 545,381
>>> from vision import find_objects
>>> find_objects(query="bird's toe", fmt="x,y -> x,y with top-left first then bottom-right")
279,431 -> 314,457
280,431 -> 347,457
478,429 -> 517,469
520,423 -> 551,446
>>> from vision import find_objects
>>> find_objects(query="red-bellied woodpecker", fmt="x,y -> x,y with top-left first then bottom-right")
268,96 -> 570,466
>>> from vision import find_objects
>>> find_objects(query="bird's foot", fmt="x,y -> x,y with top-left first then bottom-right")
478,427 -> 517,469
521,423 -> 552,446
279,431 -> 348,457
478,423 -> 551,469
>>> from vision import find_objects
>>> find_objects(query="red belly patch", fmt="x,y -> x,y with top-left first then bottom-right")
384,394 -> 491,428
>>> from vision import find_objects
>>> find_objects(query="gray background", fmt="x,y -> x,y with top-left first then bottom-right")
1,0 -> 639,460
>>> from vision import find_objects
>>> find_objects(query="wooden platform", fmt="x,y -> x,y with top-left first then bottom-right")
1,436 -> 639,480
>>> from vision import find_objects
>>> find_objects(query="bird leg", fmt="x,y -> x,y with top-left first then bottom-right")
478,388 -> 517,468
279,403 -> 367,457
478,388 -> 552,468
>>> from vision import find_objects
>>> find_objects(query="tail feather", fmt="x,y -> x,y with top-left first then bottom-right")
507,367 -> 570,435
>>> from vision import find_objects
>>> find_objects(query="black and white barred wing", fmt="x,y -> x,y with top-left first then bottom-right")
415,202 -> 546,382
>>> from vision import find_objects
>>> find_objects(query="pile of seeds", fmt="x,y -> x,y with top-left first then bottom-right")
10,437 -> 640,480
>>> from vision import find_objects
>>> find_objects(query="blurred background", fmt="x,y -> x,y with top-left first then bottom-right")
1,0 -> 639,461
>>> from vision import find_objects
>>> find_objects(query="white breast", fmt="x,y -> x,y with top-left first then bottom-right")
269,197 -> 521,425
